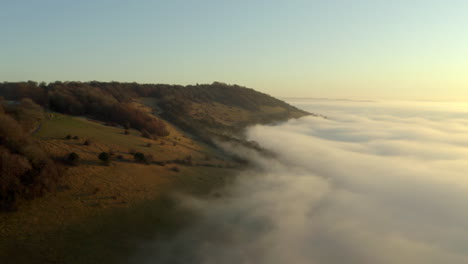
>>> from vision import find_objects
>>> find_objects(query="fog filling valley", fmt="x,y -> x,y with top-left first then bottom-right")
133,100 -> 468,264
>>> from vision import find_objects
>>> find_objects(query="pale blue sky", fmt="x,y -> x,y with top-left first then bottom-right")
1,0 -> 467,100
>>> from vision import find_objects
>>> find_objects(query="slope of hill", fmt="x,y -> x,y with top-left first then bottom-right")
145,82 -> 309,142
0,81 -> 309,212
0,81 -> 309,263
0,81 -> 309,142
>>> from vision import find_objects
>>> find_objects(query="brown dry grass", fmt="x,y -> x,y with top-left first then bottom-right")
0,113 -> 239,263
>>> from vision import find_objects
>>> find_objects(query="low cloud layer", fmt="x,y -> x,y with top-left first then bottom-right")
133,100 -> 468,264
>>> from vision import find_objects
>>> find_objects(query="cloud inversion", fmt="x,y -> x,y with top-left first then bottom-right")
133,100 -> 468,264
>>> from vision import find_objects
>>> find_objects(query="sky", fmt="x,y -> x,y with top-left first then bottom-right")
1,0 -> 467,100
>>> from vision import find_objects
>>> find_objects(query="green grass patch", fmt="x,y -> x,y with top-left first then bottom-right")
33,113 -> 214,161
34,114 -> 154,152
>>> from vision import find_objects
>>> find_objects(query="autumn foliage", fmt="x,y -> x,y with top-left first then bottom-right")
0,102 -> 62,211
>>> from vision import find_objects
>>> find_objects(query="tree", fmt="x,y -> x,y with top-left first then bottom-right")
134,152 -> 146,163
98,152 -> 110,165
67,152 -> 80,166
0,147 -> 32,211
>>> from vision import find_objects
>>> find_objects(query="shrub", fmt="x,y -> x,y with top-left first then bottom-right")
7,98 -> 45,132
117,155 -> 124,160
0,112 -> 27,150
72,136 -> 79,140
98,152 -> 110,165
65,134 -> 72,140
83,139 -> 91,146
0,147 -> 32,211
134,152 -> 146,163
146,142 -> 152,148
124,129 -> 129,135
170,166 -> 180,172
67,152 -> 80,166
129,148 -> 136,154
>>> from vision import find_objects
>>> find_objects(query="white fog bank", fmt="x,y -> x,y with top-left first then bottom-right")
133,100 -> 468,264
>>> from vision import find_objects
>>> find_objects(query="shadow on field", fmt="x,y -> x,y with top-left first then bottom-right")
1,194 -> 199,264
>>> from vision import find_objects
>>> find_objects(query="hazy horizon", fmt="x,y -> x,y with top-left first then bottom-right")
2,0 -> 468,100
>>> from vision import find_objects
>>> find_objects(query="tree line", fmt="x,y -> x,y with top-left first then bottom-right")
0,81 -> 307,142
0,81 -> 169,137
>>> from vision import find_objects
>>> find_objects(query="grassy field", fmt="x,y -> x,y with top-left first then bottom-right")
1,112 -> 241,263
34,113 -> 214,160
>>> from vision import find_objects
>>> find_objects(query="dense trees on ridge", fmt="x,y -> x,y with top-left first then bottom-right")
0,81 -> 306,142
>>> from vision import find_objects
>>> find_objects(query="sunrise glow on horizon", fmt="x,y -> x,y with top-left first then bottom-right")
2,0 -> 467,100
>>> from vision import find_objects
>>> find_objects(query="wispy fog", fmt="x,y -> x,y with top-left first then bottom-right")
133,100 -> 468,264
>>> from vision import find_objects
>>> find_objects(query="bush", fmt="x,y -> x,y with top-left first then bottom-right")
146,142 -> 152,148
0,112 -> 27,150
0,147 -> 32,211
134,152 -> 146,163
67,152 -> 80,166
83,139 -> 91,146
98,152 -> 110,165
117,155 -> 124,160
65,134 -> 72,140
7,98 -> 45,132
124,129 -> 129,135
170,166 -> 180,172
73,135 -> 79,140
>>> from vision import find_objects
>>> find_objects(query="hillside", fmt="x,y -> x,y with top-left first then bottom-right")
0,81 -> 309,263
0,81 -> 308,142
